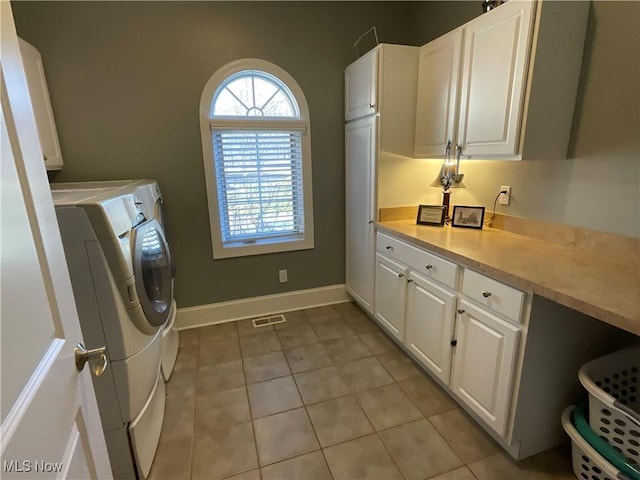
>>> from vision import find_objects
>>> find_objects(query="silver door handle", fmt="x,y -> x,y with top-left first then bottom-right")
457,309 -> 465,315
482,291 -> 492,298
75,343 -> 108,377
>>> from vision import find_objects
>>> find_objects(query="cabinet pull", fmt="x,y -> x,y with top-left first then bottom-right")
407,279 -> 413,283
457,309 -> 465,315
43,154 -> 48,161
450,340 -> 458,347
482,291 -> 492,298
425,264 -> 433,270
368,220 -> 373,224
385,245 -> 392,250
398,273 -> 405,278
368,103 -> 375,109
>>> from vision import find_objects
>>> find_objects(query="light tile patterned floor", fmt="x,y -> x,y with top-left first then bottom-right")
149,303 -> 574,480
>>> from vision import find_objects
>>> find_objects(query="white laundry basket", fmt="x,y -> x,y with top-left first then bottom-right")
562,406 -> 627,480
578,346 -> 640,469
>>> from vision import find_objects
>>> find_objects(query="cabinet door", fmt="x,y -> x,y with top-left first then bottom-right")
457,1 -> 534,157
451,300 -> 520,436
18,38 -> 64,170
345,117 -> 377,314
345,48 -> 378,121
414,29 -> 463,157
374,253 -> 407,341
405,272 -> 457,384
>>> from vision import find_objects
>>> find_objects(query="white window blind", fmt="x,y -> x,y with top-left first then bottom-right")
213,129 -> 305,245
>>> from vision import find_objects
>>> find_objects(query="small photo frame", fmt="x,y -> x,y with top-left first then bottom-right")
452,206 -> 485,229
416,205 -> 445,226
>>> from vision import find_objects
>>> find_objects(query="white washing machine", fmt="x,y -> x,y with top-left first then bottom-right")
53,188 -> 172,479
52,180 -> 179,381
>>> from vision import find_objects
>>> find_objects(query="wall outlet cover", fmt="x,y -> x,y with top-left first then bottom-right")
278,269 -> 288,283
499,186 -> 511,206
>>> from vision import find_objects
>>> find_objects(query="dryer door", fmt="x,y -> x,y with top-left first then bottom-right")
132,219 -> 173,327
155,197 -> 175,278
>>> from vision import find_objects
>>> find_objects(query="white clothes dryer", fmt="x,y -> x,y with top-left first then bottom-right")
53,188 -> 171,479
52,180 -> 179,381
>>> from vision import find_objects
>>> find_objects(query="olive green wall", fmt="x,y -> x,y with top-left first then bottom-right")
13,1 -> 639,309
13,1 -> 417,308
408,1 -> 640,239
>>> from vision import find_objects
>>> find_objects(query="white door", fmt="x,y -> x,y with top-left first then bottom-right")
414,28 -> 463,157
344,47 -> 378,121
457,0 -> 534,157
374,253 -> 407,341
345,116 -> 377,315
451,300 -> 520,436
405,272 -> 457,384
1,4 -> 112,478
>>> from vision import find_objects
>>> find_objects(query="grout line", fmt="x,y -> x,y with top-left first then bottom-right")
375,429 -> 408,480
263,344 -> 331,476
239,331 -> 263,479
188,327 -> 204,480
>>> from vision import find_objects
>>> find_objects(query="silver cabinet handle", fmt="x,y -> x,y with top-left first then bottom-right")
368,103 -> 375,109
407,279 -> 414,283
75,343 -> 108,377
43,154 -> 48,161
457,309 -> 465,315
425,264 -> 433,270
482,291 -> 492,298
368,220 -> 373,224
398,273 -> 405,278
385,246 -> 392,250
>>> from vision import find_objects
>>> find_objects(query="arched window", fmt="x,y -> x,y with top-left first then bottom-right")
200,59 -> 314,258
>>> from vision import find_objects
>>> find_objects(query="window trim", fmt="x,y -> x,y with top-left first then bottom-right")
199,59 -> 314,259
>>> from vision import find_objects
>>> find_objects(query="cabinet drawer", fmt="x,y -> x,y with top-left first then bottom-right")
462,269 -> 524,322
376,232 -> 459,289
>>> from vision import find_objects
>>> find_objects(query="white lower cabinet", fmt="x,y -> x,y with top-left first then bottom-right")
374,229 -> 523,440
405,272 -> 457,384
372,229 -> 634,460
374,253 -> 407,341
451,299 -> 520,436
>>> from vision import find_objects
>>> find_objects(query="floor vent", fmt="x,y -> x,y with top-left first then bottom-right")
251,314 -> 286,328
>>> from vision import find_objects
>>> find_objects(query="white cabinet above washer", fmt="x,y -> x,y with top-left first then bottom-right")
18,38 -> 64,170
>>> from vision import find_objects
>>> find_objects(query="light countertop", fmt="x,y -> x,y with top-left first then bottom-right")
376,220 -> 640,336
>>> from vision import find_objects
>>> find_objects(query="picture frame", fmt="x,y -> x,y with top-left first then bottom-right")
416,205 -> 445,226
452,206 -> 485,229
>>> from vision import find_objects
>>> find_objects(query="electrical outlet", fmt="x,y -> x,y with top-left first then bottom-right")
278,269 -> 288,283
499,186 -> 511,206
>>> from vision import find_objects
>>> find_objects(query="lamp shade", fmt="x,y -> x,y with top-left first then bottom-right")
430,163 -> 466,190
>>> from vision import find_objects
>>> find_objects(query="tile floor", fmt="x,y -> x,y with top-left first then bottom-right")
149,302 -> 575,480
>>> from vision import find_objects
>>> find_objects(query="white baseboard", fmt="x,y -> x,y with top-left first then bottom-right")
176,284 -> 350,330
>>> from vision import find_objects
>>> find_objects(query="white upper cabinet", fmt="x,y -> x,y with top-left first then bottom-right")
414,0 -> 589,160
414,28 -> 463,157
18,38 -> 64,170
345,44 -> 419,155
345,48 -> 378,121
458,0 -> 534,157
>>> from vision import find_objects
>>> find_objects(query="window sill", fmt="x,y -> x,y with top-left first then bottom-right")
212,236 -> 314,259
